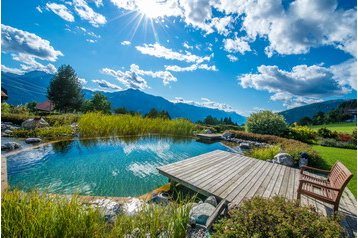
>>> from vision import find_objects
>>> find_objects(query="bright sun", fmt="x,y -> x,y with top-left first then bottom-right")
136,0 -> 166,19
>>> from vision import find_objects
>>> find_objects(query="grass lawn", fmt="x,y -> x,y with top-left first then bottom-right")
312,145 -> 356,197
309,122 -> 356,133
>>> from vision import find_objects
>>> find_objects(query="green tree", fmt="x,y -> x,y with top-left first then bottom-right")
203,115 -> 220,125
84,93 -> 111,114
114,107 -> 128,114
298,116 -> 313,126
26,101 -> 37,113
47,65 -> 84,112
245,110 -> 288,136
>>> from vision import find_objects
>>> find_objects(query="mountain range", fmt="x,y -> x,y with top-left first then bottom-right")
1,71 -> 246,124
279,99 -> 354,124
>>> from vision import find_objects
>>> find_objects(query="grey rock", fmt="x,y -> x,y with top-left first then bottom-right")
299,157 -> 308,168
151,192 -> 170,204
186,226 -> 209,238
4,129 -> 13,134
273,153 -> 294,167
90,199 -> 122,223
25,138 -> 42,144
222,132 -> 233,140
21,118 -> 49,130
189,203 -> 216,226
203,129 -> 212,134
1,142 -> 21,150
204,196 -> 217,207
239,142 -> 250,149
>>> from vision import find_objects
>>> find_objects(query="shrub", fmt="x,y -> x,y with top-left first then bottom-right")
289,126 -> 317,143
337,133 -> 352,142
78,112 -> 194,137
212,196 -> 343,238
317,127 -> 338,139
245,111 -> 288,136
1,113 -> 80,126
228,130 -> 322,166
1,102 -> 12,114
11,126 -> 73,139
246,146 -> 280,161
352,128 -> 357,144
320,138 -> 356,150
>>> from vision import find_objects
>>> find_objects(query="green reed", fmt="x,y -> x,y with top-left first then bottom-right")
78,112 -> 194,137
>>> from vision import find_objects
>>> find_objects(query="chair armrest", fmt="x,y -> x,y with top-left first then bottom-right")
300,165 -> 330,174
299,179 -> 341,191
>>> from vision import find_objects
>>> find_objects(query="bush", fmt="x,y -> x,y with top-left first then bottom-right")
212,196 -> 343,238
245,111 -> 288,136
228,130 -> 322,166
317,127 -> 338,139
246,146 -> 280,161
337,133 -> 352,142
319,138 -> 356,149
11,126 -> 73,139
1,102 -> 12,114
1,113 -> 80,126
289,126 -> 317,143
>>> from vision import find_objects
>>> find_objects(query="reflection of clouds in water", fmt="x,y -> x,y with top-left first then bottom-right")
121,140 -> 171,158
8,145 -> 54,165
127,162 -> 159,178
112,169 -> 119,176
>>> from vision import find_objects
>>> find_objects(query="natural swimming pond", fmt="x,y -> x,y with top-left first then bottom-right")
7,136 -> 232,197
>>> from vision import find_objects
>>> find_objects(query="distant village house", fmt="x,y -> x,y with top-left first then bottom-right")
36,100 -> 55,113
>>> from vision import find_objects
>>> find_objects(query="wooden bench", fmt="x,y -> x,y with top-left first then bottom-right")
297,161 -> 353,212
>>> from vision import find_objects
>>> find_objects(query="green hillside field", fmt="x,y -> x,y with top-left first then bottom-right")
309,122 -> 357,133
313,145 -> 356,197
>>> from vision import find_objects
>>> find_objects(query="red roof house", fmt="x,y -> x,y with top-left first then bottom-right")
36,100 -> 55,112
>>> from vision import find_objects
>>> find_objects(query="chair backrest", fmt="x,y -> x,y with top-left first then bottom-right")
328,161 -> 353,190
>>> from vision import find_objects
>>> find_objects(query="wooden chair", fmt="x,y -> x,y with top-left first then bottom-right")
297,161 -> 353,212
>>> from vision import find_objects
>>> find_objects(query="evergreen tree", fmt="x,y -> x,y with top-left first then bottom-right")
47,65 -> 84,112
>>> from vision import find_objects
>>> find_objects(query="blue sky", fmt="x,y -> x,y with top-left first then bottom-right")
1,0 -> 357,116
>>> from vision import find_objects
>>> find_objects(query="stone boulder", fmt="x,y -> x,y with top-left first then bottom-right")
21,118 -> 49,130
239,142 -> 250,150
273,153 -> 294,167
25,138 -> 42,144
90,199 -> 122,223
1,142 -> 21,150
204,196 -> 217,207
189,203 -> 216,226
151,192 -> 170,204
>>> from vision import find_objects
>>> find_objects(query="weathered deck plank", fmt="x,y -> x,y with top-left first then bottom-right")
157,150 -> 357,237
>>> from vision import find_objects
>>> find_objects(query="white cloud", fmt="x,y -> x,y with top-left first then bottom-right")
2,24 -> 63,62
36,6 -> 43,13
135,43 -> 211,64
86,39 -> 97,43
121,40 -> 131,46
78,77 -> 88,85
101,64 -> 177,89
1,65 -> 25,75
165,63 -> 217,72
330,59 -> 357,90
227,54 -> 238,62
183,42 -> 193,49
73,0 -> 107,27
1,25 -> 62,74
92,0 -> 103,7
239,63 -> 353,108
223,36 -> 251,54
76,26 -> 101,39
46,3 -> 75,22
210,16 -> 233,36
92,79 -> 122,90
172,96 -> 244,115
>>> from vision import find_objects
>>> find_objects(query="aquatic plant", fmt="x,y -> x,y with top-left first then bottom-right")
2,189 -> 192,238
78,112 -> 194,137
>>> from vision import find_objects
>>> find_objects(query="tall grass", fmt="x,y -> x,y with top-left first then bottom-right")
2,190 -> 107,238
2,190 -> 192,238
246,145 -> 281,161
78,112 -> 194,137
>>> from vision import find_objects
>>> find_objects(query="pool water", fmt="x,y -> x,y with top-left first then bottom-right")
7,136 -> 232,197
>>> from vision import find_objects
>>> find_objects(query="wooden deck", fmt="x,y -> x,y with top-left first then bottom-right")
157,150 -> 357,237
